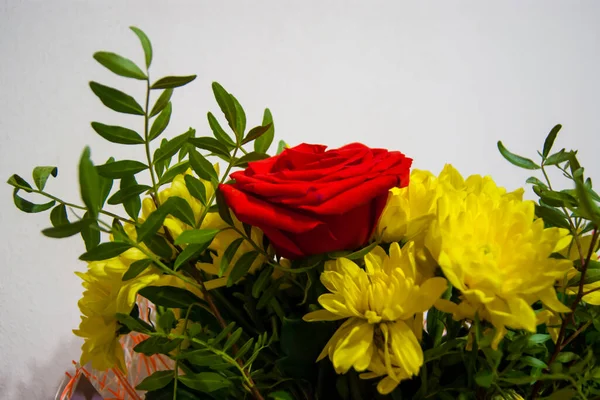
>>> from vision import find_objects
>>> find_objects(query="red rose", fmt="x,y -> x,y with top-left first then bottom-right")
219,143 -> 412,259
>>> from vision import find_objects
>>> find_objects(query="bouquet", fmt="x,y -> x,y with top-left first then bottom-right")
8,27 -> 600,400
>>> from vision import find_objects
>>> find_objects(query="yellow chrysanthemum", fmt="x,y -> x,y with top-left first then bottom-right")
304,242 -> 447,394
426,169 -> 573,348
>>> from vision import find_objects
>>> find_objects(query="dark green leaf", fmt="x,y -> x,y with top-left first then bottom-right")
134,336 -> 181,355
149,102 -> 172,141
574,169 -> 600,225
567,269 -> 600,287
137,208 -> 168,243
81,213 -> 100,250
528,334 -> 551,345
276,140 -> 288,155
211,82 -> 237,135
497,141 -> 540,170
150,89 -> 173,118
219,238 -> 244,278
207,112 -> 235,148
520,356 -> 548,369
143,234 -> 173,259
130,26 -> 152,68
188,137 -> 231,158
189,150 -> 218,183
91,122 -> 144,145
177,350 -> 222,366
545,149 -> 571,166
234,338 -> 254,360
157,309 -> 176,332
79,242 -> 132,261
242,124 -> 272,145
12,191 -> 54,213
543,124 -> 562,158
526,176 -> 547,188
123,259 -> 153,281
138,286 -> 202,308
252,265 -> 273,298
213,322 -> 236,345
79,147 -> 101,219
216,189 -> 233,225
568,152 -> 581,176
174,229 -> 219,246
331,242 -> 378,260
136,370 -> 173,391
89,81 -> 144,115
255,108 -> 274,154
108,184 -> 151,205
121,175 -> 142,221
93,51 -> 147,80
474,369 -> 494,388
154,129 -> 194,164
223,327 -> 243,351
535,205 -> 570,229
42,220 -> 84,238
184,175 -> 207,205
50,204 -> 69,227
178,372 -> 230,393
151,75 -> 196,90
99,157 -> 115,207
115,313 -> 152,334
157,161 -> 189,187
535,188 -> 578,208
174,243 -> 209,271
97,160 -> 148,178
163,196 -> 196,227
269,391 -> 294,400
7,174 -> 33,191
230,94 -> 246,139
227,251 -> 259,286
555,352 -> 579,363
235,151 -> 270,167
32,166 -> 57,191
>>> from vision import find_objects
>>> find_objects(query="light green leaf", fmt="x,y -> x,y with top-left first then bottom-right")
255,108 -> 275,154
91,122 -> 144,145
7,174 -> 33,191
79,147 -> 101,219
129,26 -> 153,68
79,242 -> 132,261
230,94 -> 246,139
174,229 -> 219,246
235,151 -> 270,167
107,184 -> 151,205
276,140 -> 288,155
32,166 -> 58,191
135,370 -> 173,391
520,356 -> 548,369
211,82 -> 237,135
545,149 -> 571,166
149,102 -> 172,141
93,51 -> 147,80
123,259 -> 153,281
151,75 -> 197,90
97,160 -> 148,178
149,89 -> 173,117
497,141 -> 540,170
89,82 -> 144,115
574,168 -> 600,225
178,372 -> 231,393
121,175 -> 142,221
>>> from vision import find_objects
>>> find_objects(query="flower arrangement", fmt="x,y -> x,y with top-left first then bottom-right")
8,27 -> 600,400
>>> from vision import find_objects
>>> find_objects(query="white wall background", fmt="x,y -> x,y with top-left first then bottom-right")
1,1 -> 599,398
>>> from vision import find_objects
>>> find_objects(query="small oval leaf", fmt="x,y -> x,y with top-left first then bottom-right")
151,75 -> 197,90
79,242 -> 132,261
97,160 -> 148,178
497,141 -> 540,170
89,82 -> 144,115
91,122 -> 144,145
93,51 -> 147,80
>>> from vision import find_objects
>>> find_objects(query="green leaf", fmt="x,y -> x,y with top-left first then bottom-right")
223,327 -> 243,351
230,94 -> 246,139
7,174 -> 33,191
157,309 -> 176,332
81,213 -> 100,250
189,150 -> 218,183
207,112 -> 235,148
143,234 -> 173,259
123,259 -> 153,281
520,356 -> 548,369
130,26 -> 152,68
178,372 -> 231,393
134,336 -> 181,355
154,129 -> 194,164
79,147 -> 101,219
235,152 -> 270,167
32,166 -> 57,191
497,141 -> 540,170
242,123 -> 272,145
99,157 -> 115,207
108,184 -> 151,205
149,102 -> 172,141
50,204 -> 69,227
331,242 -> 378,260
211,82 -> 237,134
136,370 -> 173,391
574,168 -> 600,225
255,108 -> 275,154
528,333 -> 551,345
42,220 -> 84,238
188,137 -> 231,159
252,265 -> 273,298
79,242 -> 132,261
234,338 -> 254,360
535,205 -> 570,229
150,89 -> 173,117
534,187 -> 578,208
174,229 -> 219,246
137,208 -> 168,243
151,75 -> 197,90
269,391 -> 294,400
276,140 -> 288,155
219,238 -> 244,277
556,352 -> 579,363
97,160 -> 148,178
91,122 -> 144,145
545,149 -> 571,166
157,161 -> 189,186
162,196 -> 196,227
567,269 -> 600,287
527,176 -> 548,188
89,81 -> 144,115
138,286 -> 203,308
177,350 -> 222,366
174,243 -> 209,271
184,175 -> 207,205
213,322 -> 236,345
121,175 -> 142,220
216,189 -> 233,225
227,251 -> 259,286
474,369 -> 494,388
93,51 -> 147,80
11,189 -> 54,213
115,313 -> 152,334
543,124 -> 562,158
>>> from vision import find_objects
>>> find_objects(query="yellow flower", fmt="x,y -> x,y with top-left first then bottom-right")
426,169 -> 572,348
303,242 -> 447,394
561,234 -> 600,305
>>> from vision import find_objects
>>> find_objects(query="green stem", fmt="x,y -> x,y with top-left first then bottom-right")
143,76 -> 160,204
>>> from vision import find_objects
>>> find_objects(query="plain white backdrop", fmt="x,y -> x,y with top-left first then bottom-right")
1,1 -> 599,398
